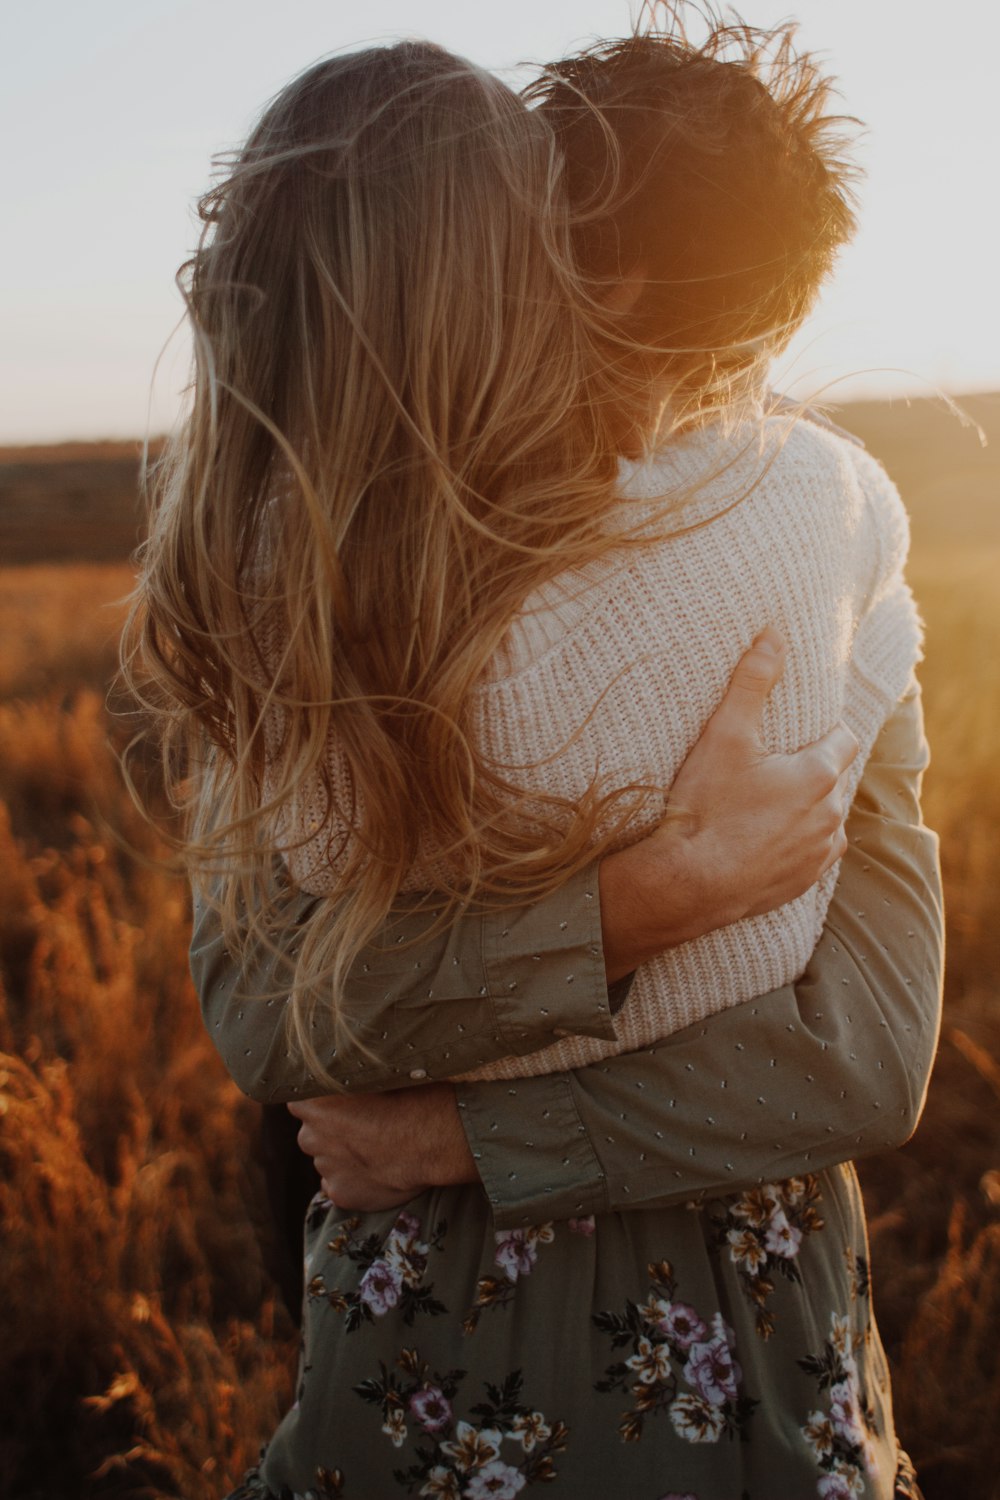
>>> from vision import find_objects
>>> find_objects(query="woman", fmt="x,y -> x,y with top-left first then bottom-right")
133,22 -> 940,1500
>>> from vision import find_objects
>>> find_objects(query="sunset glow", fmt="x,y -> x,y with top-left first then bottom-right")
2,0 -> 997,440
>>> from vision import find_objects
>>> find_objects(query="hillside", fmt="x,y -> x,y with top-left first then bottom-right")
0,441 -> 156,566
1,394 -> 996,566
842,391 -> 1000,550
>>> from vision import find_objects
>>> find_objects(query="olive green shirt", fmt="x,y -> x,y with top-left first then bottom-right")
192,689 -> 942,1229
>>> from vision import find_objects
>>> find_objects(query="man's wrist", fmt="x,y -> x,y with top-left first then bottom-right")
412,1084 -> 478,1190
598,837 -> 683,979
482,864 -> 616,1047
598,828 -> 738,977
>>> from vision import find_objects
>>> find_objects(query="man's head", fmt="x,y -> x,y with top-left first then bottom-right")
531,14 -> 858,420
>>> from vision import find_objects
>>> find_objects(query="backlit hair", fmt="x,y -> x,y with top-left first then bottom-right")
124,42 -> 636,1075
529,6 -> 858,431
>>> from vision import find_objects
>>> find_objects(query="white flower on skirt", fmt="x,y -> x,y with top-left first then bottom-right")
462,1460 -> 527,1498
439,1422 -> 503,1473
668,1393 -> 726,1444
381,1407 -> 408,1448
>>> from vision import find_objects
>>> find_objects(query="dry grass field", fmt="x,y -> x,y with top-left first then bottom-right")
0,396 -> 998,1499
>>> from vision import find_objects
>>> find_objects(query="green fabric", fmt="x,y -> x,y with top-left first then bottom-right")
193,694 -> 942,1230
234,1165 -> 921,1499
198,692 -> 939,1499
462,690 -> 942,1225
192,863 -> 618,1099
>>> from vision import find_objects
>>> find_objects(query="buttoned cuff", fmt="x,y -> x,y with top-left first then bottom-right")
455,1072 -> 610,1230
480,863 -> 617,1052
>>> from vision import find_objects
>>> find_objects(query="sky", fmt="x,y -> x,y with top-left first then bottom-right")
1,0 -> 997,443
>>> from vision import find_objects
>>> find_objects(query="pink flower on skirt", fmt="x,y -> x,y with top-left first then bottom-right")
494,1229 -> 539,1281
568,1216 -> 596,1235
358,1258 -> 403,1315
657,1301 -> 707,1350
683,1334 -> 742,1407
463,1461 -> 526,1498
409,1384 -> 453,1434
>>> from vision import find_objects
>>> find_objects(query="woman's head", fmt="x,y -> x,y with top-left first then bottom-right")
530,13 -> 858,426
185,40 -> 612,591
127,40 -> 627,1072
136,38 -> 618,752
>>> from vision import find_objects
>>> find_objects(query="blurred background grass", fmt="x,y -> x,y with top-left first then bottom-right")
0,395 -> 998,1498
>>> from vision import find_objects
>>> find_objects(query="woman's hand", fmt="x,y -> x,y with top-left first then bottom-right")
599,627 -> 858,981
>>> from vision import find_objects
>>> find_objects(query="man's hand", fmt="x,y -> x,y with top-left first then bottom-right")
600,627 -> 859,979
287,1084 -> 477,1212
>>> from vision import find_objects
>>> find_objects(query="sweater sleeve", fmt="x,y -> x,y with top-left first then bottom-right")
457,686 -> 943,1227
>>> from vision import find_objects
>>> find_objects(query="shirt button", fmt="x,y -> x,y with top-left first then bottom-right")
409,1068 -> 428,1080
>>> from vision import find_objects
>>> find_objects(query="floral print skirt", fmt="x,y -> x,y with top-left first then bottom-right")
229,1163 -> 921,1500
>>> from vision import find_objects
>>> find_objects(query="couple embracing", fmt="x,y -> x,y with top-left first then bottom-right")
130,12 -> 941,1498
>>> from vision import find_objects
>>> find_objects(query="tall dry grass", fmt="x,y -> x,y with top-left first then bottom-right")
0,396 -> 998,1498
851,539 -> 1000,1500
0,602 -> 296,1499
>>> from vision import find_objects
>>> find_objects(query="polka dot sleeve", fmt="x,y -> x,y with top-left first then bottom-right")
458,689 -> 943,1228
190,863 -> 617,1102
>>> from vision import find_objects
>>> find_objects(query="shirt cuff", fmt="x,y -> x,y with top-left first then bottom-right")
480,863 -> 617,1052
606,971 -> 636,1016
455,1072 -> 610,1230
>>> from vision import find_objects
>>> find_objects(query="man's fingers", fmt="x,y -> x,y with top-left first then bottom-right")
817,823 -> 850,878
814,721 -> 860,775
289,1098 -> 346,1154
790,722 -> 860,799
710,628 -> 786,738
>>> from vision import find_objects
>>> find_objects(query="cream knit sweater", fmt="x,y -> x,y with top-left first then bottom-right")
277,414 -> 922,1080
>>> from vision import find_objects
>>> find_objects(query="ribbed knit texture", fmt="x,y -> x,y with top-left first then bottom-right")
276,415 -> 923,1080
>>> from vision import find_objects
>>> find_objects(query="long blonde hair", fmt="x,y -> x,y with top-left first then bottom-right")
125,42 -> 645,1076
